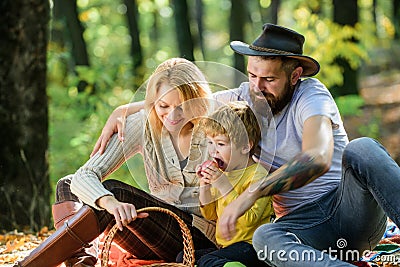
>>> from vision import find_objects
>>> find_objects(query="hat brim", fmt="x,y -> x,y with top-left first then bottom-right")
230,41 -> 320,77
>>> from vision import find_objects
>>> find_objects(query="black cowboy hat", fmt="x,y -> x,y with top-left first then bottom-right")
230,23 -> 320,77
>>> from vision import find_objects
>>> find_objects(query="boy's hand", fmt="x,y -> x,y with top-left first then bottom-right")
197,160 -> 218,182
199,176 -> 212,187
198,160 -> 233,195
197,160 -> 223,183
197,160 -> 218,177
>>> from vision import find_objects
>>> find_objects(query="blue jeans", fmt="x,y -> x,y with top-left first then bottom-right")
197,241 -> 269,267
253,137 -> 400,267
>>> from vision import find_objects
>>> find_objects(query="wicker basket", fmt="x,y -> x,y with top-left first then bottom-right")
100,207 -> 195,267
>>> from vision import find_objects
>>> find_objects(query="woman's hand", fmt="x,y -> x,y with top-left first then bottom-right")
97,195 -> 148,231
91,105 -> 130,157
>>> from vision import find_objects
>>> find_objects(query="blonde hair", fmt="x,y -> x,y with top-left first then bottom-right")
144,58 -> 211,135
200,101 -> 261,155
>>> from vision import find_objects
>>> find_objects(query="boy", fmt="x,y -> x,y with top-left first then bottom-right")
197,101 -> 273,267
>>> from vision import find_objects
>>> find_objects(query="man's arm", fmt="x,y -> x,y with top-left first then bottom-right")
253,115 -> 333,195
219,115 -> 334,240
91,101 -> 145,156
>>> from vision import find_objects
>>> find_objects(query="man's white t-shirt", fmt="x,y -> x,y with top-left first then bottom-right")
212,78 -> 349,218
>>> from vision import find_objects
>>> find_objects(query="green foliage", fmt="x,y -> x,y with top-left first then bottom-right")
358,117 -> 381,140
47,60 -> 145,193
335,94 -> 381,140
279,8 -> 369,88
335,94 -> 365,117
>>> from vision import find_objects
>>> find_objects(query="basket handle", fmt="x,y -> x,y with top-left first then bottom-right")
100,206 -> 195,267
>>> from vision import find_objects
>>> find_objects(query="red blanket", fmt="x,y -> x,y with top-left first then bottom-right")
96,233 -> 166,267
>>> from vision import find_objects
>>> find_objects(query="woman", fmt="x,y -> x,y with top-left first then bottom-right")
16,58 -> 217,267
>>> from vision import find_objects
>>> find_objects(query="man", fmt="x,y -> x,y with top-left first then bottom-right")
94,24 -> 400,266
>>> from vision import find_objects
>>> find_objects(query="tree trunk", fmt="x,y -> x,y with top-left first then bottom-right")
259,0 -> 279,25
51,0 -> 65,46
373,0 -> 377,36
124,0 -> 143,71
394,0 -> 400,39
50,0 -> 69,85
195,0 -> 205,59
171,0 -> 195,61
150,2 -> 160,53
332,0 -> 359,96
0,0 -> 51,231
62,0 -> 91,92
230,0 -> 246,79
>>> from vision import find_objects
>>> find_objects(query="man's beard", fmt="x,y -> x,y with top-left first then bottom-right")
251,80 -> 296,116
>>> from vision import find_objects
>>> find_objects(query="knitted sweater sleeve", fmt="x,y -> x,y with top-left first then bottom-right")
70,111 -> 145,209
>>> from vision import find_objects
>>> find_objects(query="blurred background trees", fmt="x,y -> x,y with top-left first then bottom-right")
1,0 -> 399,231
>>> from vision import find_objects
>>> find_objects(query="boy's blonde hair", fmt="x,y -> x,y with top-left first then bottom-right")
144,58 -> 211,136
201,101 -> 261,155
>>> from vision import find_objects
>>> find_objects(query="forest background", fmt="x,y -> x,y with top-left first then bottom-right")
1,0 -> 400,232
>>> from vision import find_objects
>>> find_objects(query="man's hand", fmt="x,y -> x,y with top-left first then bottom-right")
91,105 -> 129,157
97,195 -> 148,231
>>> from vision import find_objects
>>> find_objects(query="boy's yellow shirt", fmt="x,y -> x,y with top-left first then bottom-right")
200,163 -> 274,248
